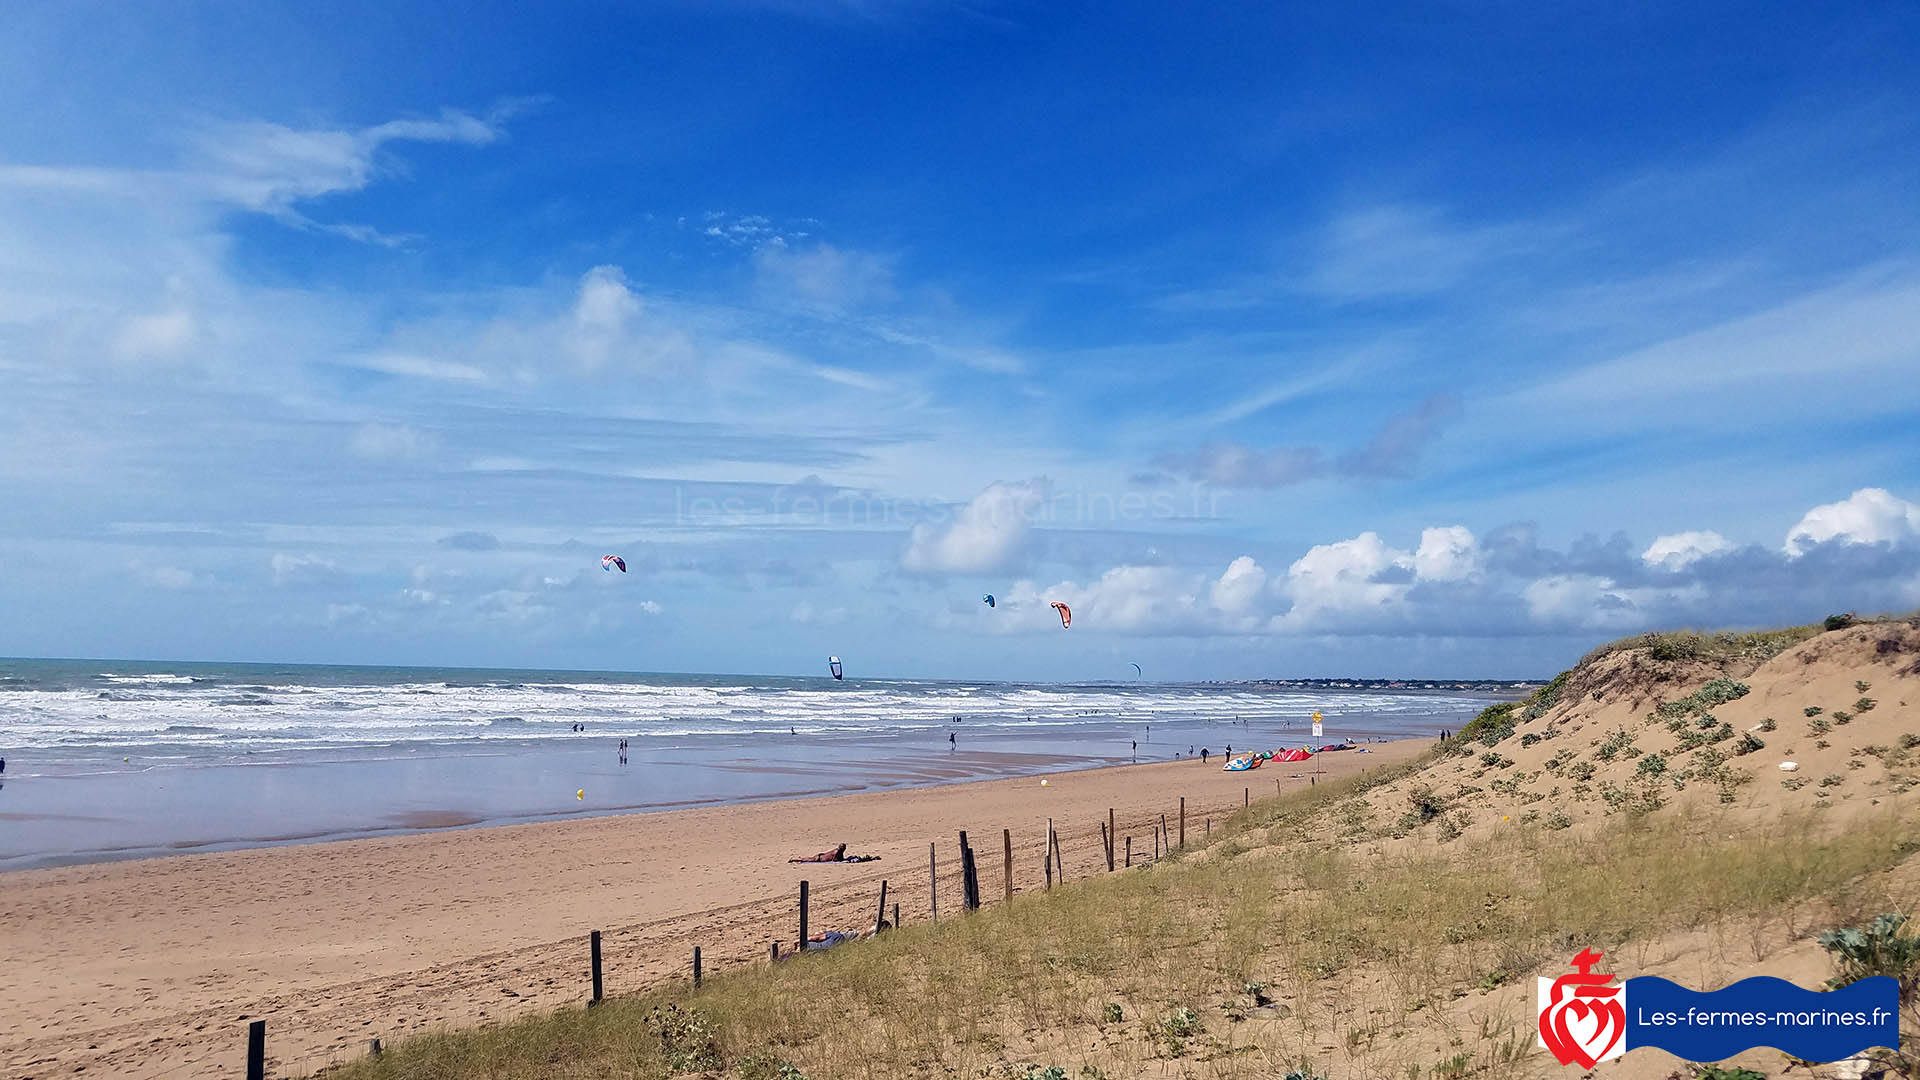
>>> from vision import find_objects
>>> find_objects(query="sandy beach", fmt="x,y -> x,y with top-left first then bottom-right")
0,741 -> 1422,1079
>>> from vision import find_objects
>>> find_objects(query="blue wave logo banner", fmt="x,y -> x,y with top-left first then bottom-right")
1537,951 -> 1900,1067
1625,975 -> 1900,1063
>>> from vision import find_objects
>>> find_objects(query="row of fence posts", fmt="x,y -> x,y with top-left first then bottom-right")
243,792 -> 1227,1076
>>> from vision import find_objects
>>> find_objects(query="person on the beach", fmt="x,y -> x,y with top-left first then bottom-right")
949,732 -> 956,748
1200,747 -> 1209,764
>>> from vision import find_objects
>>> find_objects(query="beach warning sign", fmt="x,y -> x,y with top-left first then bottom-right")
1311,711 -> 1323,738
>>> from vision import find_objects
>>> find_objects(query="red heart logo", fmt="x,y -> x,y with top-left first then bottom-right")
1550,998 -> 1622,1068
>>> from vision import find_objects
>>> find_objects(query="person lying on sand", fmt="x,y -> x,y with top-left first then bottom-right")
787,844 -> 882,864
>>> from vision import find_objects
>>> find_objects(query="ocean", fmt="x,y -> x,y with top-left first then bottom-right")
0,657 -> 1511,870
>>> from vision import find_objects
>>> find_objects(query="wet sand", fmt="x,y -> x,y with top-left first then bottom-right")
0,741 -> 1425,1079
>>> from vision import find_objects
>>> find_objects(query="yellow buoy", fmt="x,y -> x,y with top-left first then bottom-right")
576,789 -> 585,800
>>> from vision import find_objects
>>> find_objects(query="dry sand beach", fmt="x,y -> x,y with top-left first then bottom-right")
0,741 -> 1423,1079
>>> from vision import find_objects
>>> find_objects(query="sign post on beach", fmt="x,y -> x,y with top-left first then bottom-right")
1312,710 -> 1323,739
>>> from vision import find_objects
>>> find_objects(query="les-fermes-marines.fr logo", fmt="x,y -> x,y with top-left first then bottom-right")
1536,948 -> 1900,1067
1537,949 -> 1626,1067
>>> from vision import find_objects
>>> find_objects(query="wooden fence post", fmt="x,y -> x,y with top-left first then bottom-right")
1179,797 -> 1186,849
590,930 -> 604,1004
799,881 -> 809,950
1045,818 -> 1053,889
1245,786 -> 1249,807
929,843 -> 938,922
1052,828 -> 1066,882
1002,828 -> 1014,900
693,946 -> 703,986
770,940 -> 779,963
893,902 -> 900,929
1160,813 -> 1169,856
875,879 -> 889,931
1125,835 -> 1133,867
368,1037 -> 381,1058
958,831 -> 979,910
1100,821 -> 1110,872
245,1019 -> 265,1080
1107,808 -> 1116,868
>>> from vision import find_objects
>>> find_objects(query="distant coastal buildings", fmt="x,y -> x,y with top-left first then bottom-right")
1211,678 -> 1541,693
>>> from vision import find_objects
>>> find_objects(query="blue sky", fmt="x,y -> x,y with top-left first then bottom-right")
2,1 -> 1918,680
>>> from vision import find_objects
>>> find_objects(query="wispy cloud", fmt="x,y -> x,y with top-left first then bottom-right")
1303,203 -> 1547,301
1154,394 -> 1459,489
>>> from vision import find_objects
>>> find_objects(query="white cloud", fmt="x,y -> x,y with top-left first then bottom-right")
352,352 -> 488,383
1522,574 -> 1648,632
1786,488 -> 1920,555
347,423 -> 437,461
1280,531 -> 1412,624
1209,556 -> 1269,615
639,599 -> 663,615
992,555 -> 1277,636
272,552 -> 342,586
1642,530 -> 1733,570
1414,525 -> 1481,582
901,479 -> 1047,574
755,241 -> 896,312
193,110 -> 500,236
112,306 -> 198,362
144,566 -> 202,590
1307,204 -> 1536,300
1510,273 -> 1920,422
324,603 -> 370,625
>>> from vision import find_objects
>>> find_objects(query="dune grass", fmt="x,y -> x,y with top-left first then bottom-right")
319,758 -> 1919,1080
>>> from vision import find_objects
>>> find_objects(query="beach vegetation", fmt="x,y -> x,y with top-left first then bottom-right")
1595,729 -> 1635,761
319,791 -> 1917,1080
1820,913 -> 1920,998
1457,702 -> 1517,746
